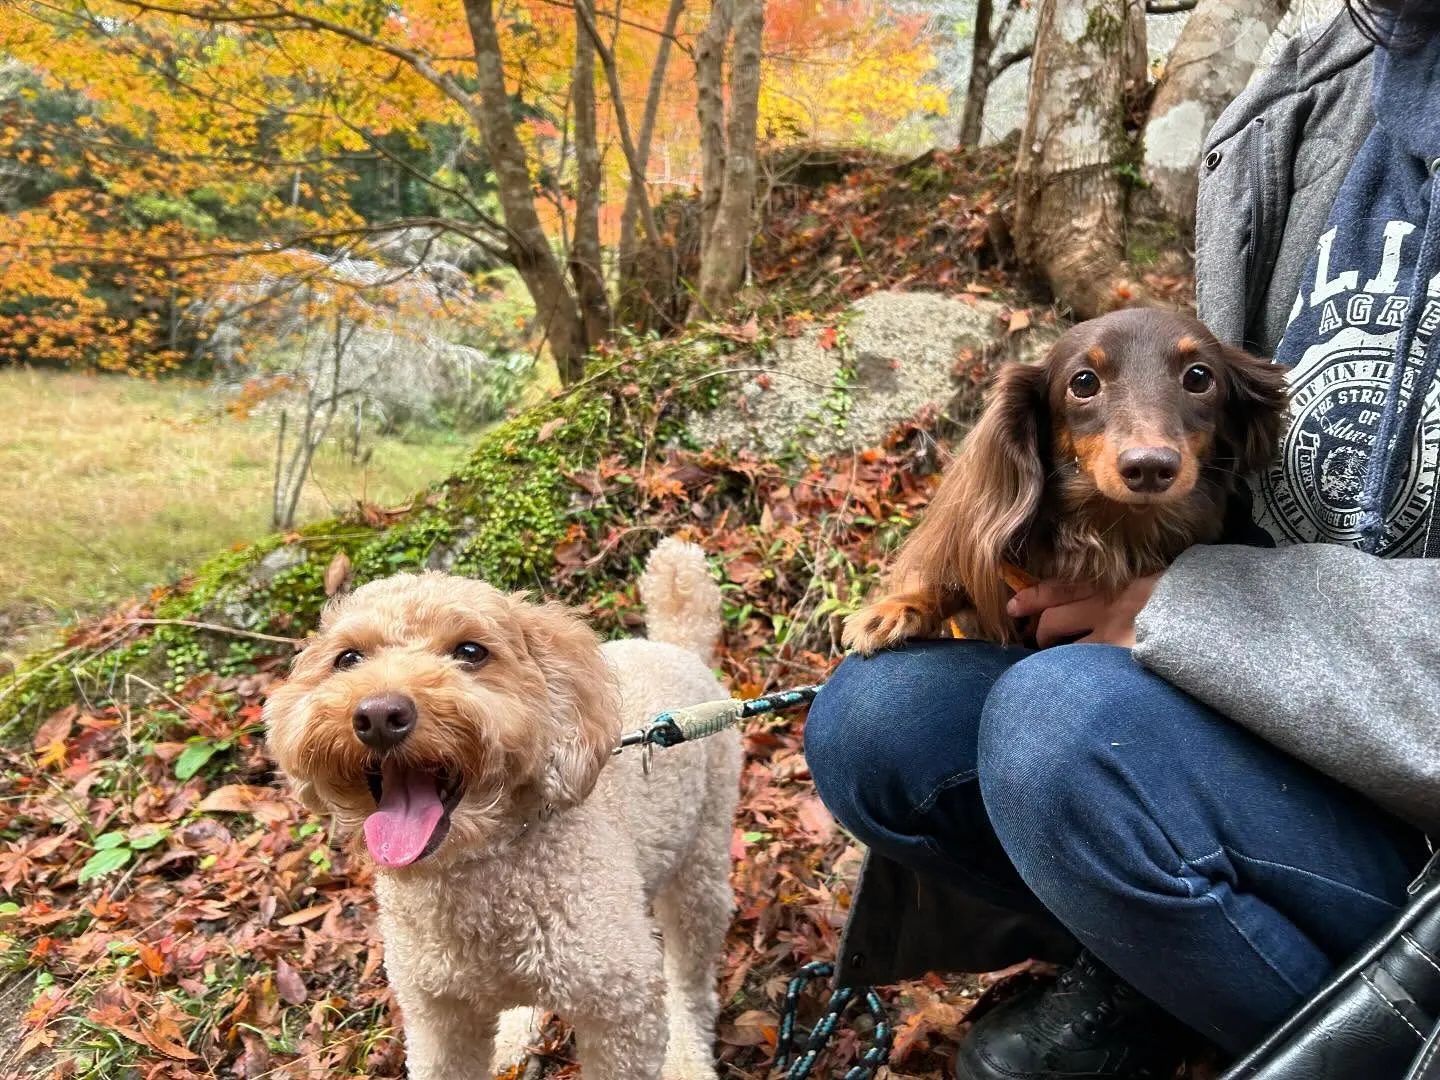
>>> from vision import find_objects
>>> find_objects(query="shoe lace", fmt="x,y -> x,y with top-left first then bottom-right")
1031,955 -> 1124,1047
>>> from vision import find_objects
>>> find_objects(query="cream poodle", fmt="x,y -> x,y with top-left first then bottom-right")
264,538 -> 742,1080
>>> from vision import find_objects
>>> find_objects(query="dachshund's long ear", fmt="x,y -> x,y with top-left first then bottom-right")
890,360 -> 1048,642
1216,344 -> 1289,475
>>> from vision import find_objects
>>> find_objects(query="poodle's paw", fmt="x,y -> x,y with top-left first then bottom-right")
661,1056 -> 719,1080
843,595 -> 940,655
492,1007 -> 538,1069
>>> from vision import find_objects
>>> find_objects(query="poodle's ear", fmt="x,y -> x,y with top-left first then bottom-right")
513,598 -> 622,811
1215,343 -> 1290,474
890,359 -> 1048,642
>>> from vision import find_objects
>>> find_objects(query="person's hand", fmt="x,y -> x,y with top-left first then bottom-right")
1006,574 -> 1162,648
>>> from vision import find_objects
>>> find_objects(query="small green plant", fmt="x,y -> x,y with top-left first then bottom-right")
78,828 -> 169,884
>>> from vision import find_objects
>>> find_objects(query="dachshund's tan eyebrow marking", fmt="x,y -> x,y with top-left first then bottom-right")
1087,345 -> 1107,364
1176,335 -> 1199,354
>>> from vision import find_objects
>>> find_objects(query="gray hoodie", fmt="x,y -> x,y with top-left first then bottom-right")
1136,10 -> 1440,837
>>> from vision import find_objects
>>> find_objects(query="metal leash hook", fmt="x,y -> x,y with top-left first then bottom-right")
613,685 -> 823,760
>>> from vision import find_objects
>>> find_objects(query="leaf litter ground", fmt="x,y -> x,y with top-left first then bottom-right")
0,150 -> 1212,1079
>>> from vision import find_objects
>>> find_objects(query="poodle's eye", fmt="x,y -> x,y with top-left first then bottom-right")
452,641 -> 490,667
1068,370 -> 1101,399
334,649 -> 364,671
1182,364 -> 1215,394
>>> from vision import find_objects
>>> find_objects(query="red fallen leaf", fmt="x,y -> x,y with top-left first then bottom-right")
818,326 -> 838,350
795,796 -> 836,842
536,418 -> 566,443
755,373 -> 772,390
324,551 -> 352,598
275,958 -> 307,1006
32,706 -> 76,753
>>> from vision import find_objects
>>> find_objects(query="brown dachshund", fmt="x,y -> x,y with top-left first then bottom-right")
844,308 -> 1290,653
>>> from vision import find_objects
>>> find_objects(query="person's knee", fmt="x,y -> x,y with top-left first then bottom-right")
805,641 -> 1009,844
977,645 -> 1151,859
802,649 -> 910,834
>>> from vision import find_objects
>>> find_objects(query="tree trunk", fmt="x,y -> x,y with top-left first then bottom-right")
694,0 -> 733,256
1013,0 -> 1150,318
461,0 -> 587,384
1141,0 -> 1291,232
959,0 -> 996,147
570,4 -> 612,349
619,0 -> 685,265
695,0 -> 763,318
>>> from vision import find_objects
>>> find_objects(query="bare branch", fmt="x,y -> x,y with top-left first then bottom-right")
995,43 -> 1033,73
529,0 -> 692,54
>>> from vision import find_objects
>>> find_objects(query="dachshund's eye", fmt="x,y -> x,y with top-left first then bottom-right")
1182,364 -> 1215,393
1069,370 -> 1101,399
452,642 -> 490,667
334,649 -> 364,671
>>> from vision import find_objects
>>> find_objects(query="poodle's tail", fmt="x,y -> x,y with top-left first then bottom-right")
638,537 -> 723,663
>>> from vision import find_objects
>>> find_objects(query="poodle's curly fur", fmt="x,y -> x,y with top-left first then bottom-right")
264,538 -> 741,1080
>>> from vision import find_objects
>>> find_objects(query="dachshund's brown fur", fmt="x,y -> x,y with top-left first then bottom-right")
844,308 -> 1289,652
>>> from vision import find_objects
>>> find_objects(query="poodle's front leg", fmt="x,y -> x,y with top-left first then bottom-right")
571,987 -> 669,1080
394,984 -> 497,1080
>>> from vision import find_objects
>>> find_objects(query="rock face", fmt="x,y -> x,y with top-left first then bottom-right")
196,231 -> 530,428
689,289 -> 1062,457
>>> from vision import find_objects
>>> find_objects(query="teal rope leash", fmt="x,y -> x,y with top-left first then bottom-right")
615,689 -> 893,1079
614,684 -> 822,754
775,961 -> 892,1080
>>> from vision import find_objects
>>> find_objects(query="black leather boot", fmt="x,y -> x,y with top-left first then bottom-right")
955,951 -> 1191,1080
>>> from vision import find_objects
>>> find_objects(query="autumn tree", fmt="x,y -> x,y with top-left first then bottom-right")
1013,0 -> 1288,315
957,0 -> 1032,146
692,0 -> 766,318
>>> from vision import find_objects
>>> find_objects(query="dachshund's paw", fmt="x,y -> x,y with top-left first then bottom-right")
843,597 -> 938,655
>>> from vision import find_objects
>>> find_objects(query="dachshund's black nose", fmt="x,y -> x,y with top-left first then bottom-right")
1118,447 -> 1181,493
352,693 -> 417,751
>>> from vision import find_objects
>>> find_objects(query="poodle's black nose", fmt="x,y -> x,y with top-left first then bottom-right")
1118,446 -> 1181,493
352,693 -> 417,751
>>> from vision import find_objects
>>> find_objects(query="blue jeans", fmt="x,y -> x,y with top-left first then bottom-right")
804,640 -> 1429,1055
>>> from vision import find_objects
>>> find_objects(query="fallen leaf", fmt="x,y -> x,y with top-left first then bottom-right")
138,943 -> 166,976
277,903 -> 335,927
32,706 -> 75,754
818,326 -> 838,350
795,796 -> 835,842
324,551 -> 352,598
536,418 -> 566,443
1008,309 -> 1031,333
720,1008 -> 777,1047
197,785 -> 291,824
275,958 -> 307,1006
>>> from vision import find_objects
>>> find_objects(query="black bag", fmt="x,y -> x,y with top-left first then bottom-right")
1222,849 -> 1440,1080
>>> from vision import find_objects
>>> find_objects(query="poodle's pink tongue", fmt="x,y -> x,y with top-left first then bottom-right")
364,763 -> 444,868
